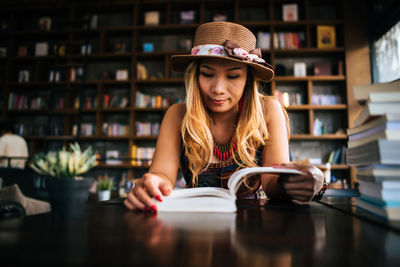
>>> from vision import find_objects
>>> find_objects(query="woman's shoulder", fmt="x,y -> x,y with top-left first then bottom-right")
260,95 -> 284,118
166,102 -> 186,119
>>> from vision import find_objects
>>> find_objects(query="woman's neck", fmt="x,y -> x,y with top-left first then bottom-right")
210,106 -> 239,143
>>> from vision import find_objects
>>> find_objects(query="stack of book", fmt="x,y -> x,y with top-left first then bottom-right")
347,79 -> 400,221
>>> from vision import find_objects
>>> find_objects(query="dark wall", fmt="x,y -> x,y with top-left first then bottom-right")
367,0 -> 400,40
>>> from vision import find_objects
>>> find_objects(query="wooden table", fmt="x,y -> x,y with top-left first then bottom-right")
0,196 -> 399,267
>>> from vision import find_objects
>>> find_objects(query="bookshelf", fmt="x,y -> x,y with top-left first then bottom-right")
0,0 -> 354,187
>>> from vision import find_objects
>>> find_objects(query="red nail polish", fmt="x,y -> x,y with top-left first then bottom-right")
143,207 -> 151,212
151,205 -> 158,212
155,195 -> 162,202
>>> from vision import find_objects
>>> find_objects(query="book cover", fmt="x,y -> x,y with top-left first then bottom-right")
353,102 -> 400,127
347,114 -> 400,135
144,11 -> 160,26
368,91 -> 400,102
357,174 -> 400,183
293,62 -> 306,77
346,139 -> 400,166
352,79 -> 400,103
356,164 -> 400,178
38,16 -> 51,31
355,197 -> 400,221
317,25 -> 336,49
313,62 -> 332,75
116,69 -> 129,81
35,42 -> 48,56
18,46 -> 28,57
347,122 -> 400,149
282,4 -> 298,21
106,150 -> 121,165
180,10 -> 195,24
156,167 -> 303,213
257,32 -> 271,49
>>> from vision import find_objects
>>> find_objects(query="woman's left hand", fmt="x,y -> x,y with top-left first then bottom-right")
277,164 -> 325,203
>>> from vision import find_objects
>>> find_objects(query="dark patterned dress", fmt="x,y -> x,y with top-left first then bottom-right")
180,146 -> 264,199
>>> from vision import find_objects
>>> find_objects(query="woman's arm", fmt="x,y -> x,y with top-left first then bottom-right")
260,97 -> 324,202
260,97 -> 291,199
124,103 -> 185,210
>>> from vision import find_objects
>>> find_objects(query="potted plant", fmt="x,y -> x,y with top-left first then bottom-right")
97,175 -> 113,201
30,143 -> 97,219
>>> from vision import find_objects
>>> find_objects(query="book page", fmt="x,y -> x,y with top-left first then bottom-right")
164,187 -> 231,199
228,167 -> 304,195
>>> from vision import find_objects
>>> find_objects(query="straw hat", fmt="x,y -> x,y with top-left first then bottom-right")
171,22 -> 274,82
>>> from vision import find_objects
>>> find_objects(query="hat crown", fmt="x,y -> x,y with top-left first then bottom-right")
193,22 -> 256,52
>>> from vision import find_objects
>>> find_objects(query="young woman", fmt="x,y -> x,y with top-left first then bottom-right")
124,22 -> 324,212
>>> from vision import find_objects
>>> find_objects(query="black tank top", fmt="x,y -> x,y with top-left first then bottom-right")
179,146 -> 264,198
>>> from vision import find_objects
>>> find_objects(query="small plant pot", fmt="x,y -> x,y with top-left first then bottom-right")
46,178 -> 93,219
98,190 -> 111,201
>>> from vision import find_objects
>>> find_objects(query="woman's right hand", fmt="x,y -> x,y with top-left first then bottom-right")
123,172 -> 173,212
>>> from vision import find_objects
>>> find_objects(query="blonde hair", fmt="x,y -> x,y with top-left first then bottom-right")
181,60 -> 286,187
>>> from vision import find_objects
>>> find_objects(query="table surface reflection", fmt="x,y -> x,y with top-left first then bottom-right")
0,198 -> 399,267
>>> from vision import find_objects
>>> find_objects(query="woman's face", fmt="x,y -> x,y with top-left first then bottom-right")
198,58 -> 247,113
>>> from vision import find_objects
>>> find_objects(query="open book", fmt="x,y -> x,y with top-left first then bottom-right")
156,167 -> 303,213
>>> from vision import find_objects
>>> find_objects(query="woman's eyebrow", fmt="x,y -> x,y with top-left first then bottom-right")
200,65 -> 243,71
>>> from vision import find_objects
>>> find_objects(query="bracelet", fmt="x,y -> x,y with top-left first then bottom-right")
313,177 -> 328,201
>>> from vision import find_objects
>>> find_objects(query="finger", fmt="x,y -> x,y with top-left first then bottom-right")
160,182 -> 172,196
285,189 -> 314,198
135,186 -> 156,207
125,191 -> 146,210
282,180 -> 314,191
144,178 -> 164,200
123,198 -> 136,210
280,174 -> 310,183
292,197 -> 312,204
287,194 -> 312,203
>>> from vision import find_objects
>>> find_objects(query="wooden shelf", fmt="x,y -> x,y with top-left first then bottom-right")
1,0 -> 351,184
290,134 -> 348,140
134,107 -> 168,112
134,135 -> 158,140
285,104 -> 347,110
95,163 -> 148,169
274,76 -> 346,81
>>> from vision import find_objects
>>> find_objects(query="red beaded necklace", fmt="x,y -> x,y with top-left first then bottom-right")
212,96 -> 244,161
213,138 -> 237,161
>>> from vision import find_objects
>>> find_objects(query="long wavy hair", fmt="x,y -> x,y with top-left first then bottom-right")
181,60 -> 288,187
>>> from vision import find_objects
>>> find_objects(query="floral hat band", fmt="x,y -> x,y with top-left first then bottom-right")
191,40 -> 271,68
171,22 -> 274,81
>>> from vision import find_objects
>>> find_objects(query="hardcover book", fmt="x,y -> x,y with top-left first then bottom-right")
346,139 -> 400,166
353,102 -> 400,127
347,123 -> 400,149
313,62 -> 332,75
282,4 -> 298,21
35,42 -> 48,56
317,25 -> 336,48
144,11 -> 160,26
156,167 -> 303,213
352,79 -> 400,103
347,114 -> 400,135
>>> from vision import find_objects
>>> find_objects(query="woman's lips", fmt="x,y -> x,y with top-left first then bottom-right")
211,98 -> 227,105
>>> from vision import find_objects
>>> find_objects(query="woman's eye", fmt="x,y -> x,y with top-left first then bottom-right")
227,74 -> 239,79
200,72 -> 213,78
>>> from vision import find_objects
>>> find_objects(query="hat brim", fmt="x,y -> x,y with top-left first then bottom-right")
171,55 -> 274,82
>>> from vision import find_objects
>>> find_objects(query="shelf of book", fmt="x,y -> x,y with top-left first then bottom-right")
96,163 -> 149,169
285,104 -> 347,110
0,0 -> 353,187
290,134 -> 348,140
274,76 -> 345,81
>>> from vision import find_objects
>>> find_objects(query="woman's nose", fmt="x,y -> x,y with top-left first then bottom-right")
211,76 -> 226,94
